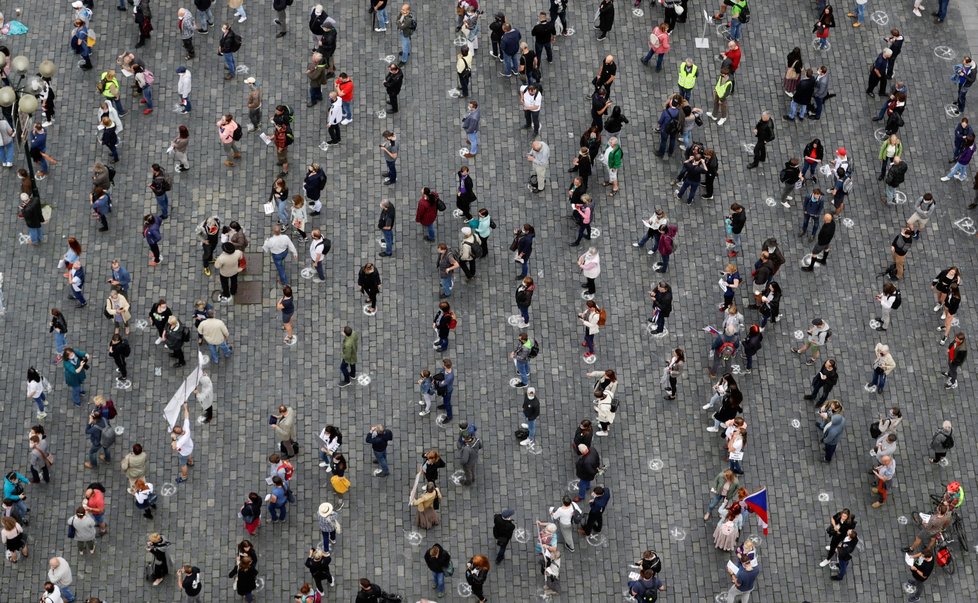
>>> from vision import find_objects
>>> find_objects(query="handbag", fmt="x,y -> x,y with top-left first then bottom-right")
444,561 -> 455,576
67,522 -> 76,539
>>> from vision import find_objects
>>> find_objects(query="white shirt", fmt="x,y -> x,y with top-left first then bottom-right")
176,418 -> 194,456
310,236 -> 326,262
551,503 -> 580,526
177,71 -> 192,97
262,234 -> 298,256
27,380 -> 44,400
521,86 -> 542,112
134,482 -> 155,504
328,98 -> 343,125
40,586 -> 63,603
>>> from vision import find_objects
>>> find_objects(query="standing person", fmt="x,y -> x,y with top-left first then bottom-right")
456,166 -> 477,220
725,556 -> 760,602
953,56 -> 976,112
527,140 -> 550,193
746,112 -> 774,169
432,301 -> 454,352
510,333 -> 534,387
457,432 -> 482,485
458,227 -> 480,279
785,68 -> 816,121
171,404 -> 194,483
214,243 -> 243,302
416,188 -> 439,242
819,508 -> 857,567
176,564 -> 203,600
304,547 -> 334,594
871,454 -> 896,509
515,277 -> 534,327
649,282 -> 673,335
595,0 -> 615,41
305,52 -> 327,107
943,135 -> 976,182
800,189 -> 825,240
465,556 -> 490,603
726,204 -> 746,257
888,225 -> 914,281
216,114 -> 241,167
397,4 -> 417,66
938,283 -> 961,346
654,96 -> 681,158
261,224 -> 299,285
61,347 -> 89,406
272,0 -> 289,37
906,193 -> 936,238
168,126 -> 191,173
379,131 -> 399,185
164,316 -> 190,368
357,263 -> 381,314
316,501 -> 340,554
218,24 -> 241,80
436,243 -> 460,299
239,493 -> 262,536
462,100 -> 480,158
365,424 -> 393,477
47,557 -> 75,602
520,83 -> 543,137
121,443 -> 148,488
578,300 -> 601,359
574,444 -> 600,502
67,507 -> 96,555
339,326 -> 358,387
383,63 -> 403,114
578,248 -> 601,295
676,58 -> 699,100
580,486 -> 610,536
519,386 -> 541,447
146,533 -> 170,585
929,420 -> 954,463
276,287 -> 296,344
821,413 -> 845,462
244,77 -> 262,131
513,224 -> 535,279
708,68 -> 733,126
603,137 -> 623,198
642,22 -> 671,72
49,309 -> 69,360
177,8 -> 197,59
905,549 -> 935,603
943,332 -> 967,389
864,343 -> 896,394
493,510 -> 516,564
26,367 -> 48,421
228,556 -> 257,602
424,544 -> 451,596
377,200 -> 395,258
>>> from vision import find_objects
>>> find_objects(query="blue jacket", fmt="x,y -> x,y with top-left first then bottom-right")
144,217 -> 162,244
112,265 -> 131,292
657,105 -> 679,129
955,123 -> 975,149
516,232 -> 534,259
86,417 -> 110,446
590,488 -> 611,513
822,414 -> 846,446
92,193 -> 111,216
30,131 -> 47,152
803,193 -> 825,217
501,29 -> 522,56
872,53 -> 889,74
366,429 -> 394,452
303,169 -> 327,200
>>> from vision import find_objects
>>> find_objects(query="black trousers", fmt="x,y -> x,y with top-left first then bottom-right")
362,287 -> 378,309
752,141 -> 767,164
460,259 -> 476,278
112,353 -> 128,379
327,124 -> 341,143
220,274 -> 238,297
182,37 -> 195,58
388,91 -> 399,113
582,509 -> 604,534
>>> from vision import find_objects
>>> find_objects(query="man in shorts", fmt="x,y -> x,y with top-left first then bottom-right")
171,404 -> 194,483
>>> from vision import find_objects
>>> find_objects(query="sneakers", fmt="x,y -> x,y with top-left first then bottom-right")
701,402 -> 713,410
373,469 -> 388,477
941,176 -> 951,181
595,430 -> 609,437
717,117 -> 727,126
819,559 -> 832,567
945,380 -> 958,389
338,380 -> 352,387
864,384 -> 877,392
203,267 -> 212,277
319,461 -> 329,468
706,426 -> 720,432
341,118 -> 353,125
706,111 -> 716,121
520,438 -> 533,446
419,409 -> 431,416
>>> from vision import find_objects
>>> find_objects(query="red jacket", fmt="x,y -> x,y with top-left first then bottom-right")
415,195 -> 437,226
335,78 -> 354,102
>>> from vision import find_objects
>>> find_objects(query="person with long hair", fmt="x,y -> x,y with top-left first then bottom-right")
239,492 -> 262,536
939,283 -> 961,345
171,125 -> 190,172
465,555 -> 491,603
229,554 -> 259,601
277,285 -> 296,345
146,532 -> 170,585
26,367 -> 47,419
662,348 -> 685,400
304,547 -> 334,594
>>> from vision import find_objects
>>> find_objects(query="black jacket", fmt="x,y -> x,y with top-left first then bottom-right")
304,555 -> 332,578
219,29 -> 238,54
522,393 -> 540,421
309,10 -> 329,36
228,564 -> 257,595
755,119 -> 775,143
653,288 -> 672,317
357,268 -> 381,293
384,70 -> 404,95
885,161 -> 908,187
730,210 -> 746,234
493,514 -> 516,543
272,0 -> 290,12
837,536 -> 858,561
318,28 -> 337,56
816,221 -> 836,246
794,76 -> 816,106
575,449 -> 601,480
515,283 -> 535,307
22,196 -> 44,228
424,548 -> 452,572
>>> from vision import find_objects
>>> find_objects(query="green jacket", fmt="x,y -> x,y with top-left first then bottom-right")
878,139 -> 903,160
342,332 -> 359,364
608,145 -> 623,169
711,471 -> 741,503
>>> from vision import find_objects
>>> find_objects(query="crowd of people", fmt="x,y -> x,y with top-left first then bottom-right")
2,0 -> 976,601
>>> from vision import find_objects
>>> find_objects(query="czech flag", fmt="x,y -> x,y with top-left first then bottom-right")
744,488 -> 769,536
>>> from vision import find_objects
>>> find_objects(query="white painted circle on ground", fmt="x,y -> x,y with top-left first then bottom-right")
818,492 -> 831,502
300,267 -> 315,279
648,458 -> 664,471
357,374 -> 371,385
318,141 -> 331,152
114,379 -> 132,390
748,535 -> 761,546
869,319 -> 881,329
789,419 -> 801,430
382,54 -> 397,64
253,577 -> 265,592
514,528 -> 529,543
669,527 -> 686,541
897,515 -> 908,525
842,218 -> 854,228
508,315 -> 523,326
377,238 -> 387,249
945,104 -> 962,118
196,416 -> 207,424
435,413 -> 450,428
458,583 -> 473,597
793,330 -> 804,340
509,377 -> 524,387
154,367 -> 162,376
114,426 -> 125,435
590,227 -> 602,239
376,110 -> 387,119
587,534 -> 608,546
405,531 -> 424,546
528,442 -> 543,455
285,336 -> 298,347
235,65 -> 249,74
565,28 -> 575,36
951,317 -> 960,327
904,582 -> 917,594
452,209 -> 464,218
874,129 -> 886,142
715,594 -> 728,603
954,217 -> 977,235
731,365 -> 742,375
934,46 -> 955,60
448,88 -> 462,99
742,143 -> 755,154
819,164 -> 832,176
160,482 -> 177,497
632,8 -> 644,16
451,469 -> 467,485
17,233 -> 30,245
135,319 -> 150,331
567,479 -> 580,492
362,304 -> 377,316
716,24 -> 730,38
893,191 -> 907,205
583,354 -> 597,364
940,457 -> 950,467
869,11 -> 888,25
581,291 -> 595,301
172,103 -> 186,113
765,197 -> 777,207
458,148 -> 470,157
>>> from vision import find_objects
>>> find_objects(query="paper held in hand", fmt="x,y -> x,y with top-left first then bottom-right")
259,132 -> 273,145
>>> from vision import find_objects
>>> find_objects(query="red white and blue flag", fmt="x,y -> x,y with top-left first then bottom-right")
744,488 -> 769,535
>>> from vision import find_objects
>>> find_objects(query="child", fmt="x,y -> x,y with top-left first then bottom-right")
192,299 -> 212,344
291,195 -> 308,241
417,369 -> 435,416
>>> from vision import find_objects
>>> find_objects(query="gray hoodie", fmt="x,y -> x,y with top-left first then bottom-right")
822,414 -> 846,446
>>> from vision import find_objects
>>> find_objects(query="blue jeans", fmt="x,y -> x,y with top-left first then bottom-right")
730,232 -> 741,253
373,449 -> 389,474
432,571 -> 445,593
729,458 -> 743,474
197,8 -> 214,28
272,250 -> 289,285
377,8 -> 389,28
224,52 -> 236,77
142,85 -> 153,109
106,143 -> 119,162
813,95 -> 825,118
277,199 -> 289,225
818,36 -> 828,49
440,275 -> 454,297
315,259 -> 326,281
33,393 -> 46,412
729,18 -> 742,40
659,254 -> 671,271
870,369 -> 887,392
678,179 -> 700,203
855,4 -> 865,23
583,332 -> 594,354
947,162 -> 969,180
72,288 -> 87,306
875,98 -> 890,120
642,48 -> 656,64
637,230 -> 660,249
467,131 -> 479,154
60,586 -> 76,603
88,442 -> 110,467
788,100 -> 807,119
386,159 -> 397,183
705,493 -> 724,516
321,530 -> 336,552
54,332 -> 67,355
681,129 -> 692,149
503,53 -> 519,76
516,359 -> 529,385
181,95 -> 192,112
423,223 -> 435,240
381,229 -> 394,255
655,52 -> 666,71
679,86 -> 692,101
519,258 -> 529,277
340,360 -> 355,383
112,98 -> 126,116
958,85 -> 970,111
442,390 -> 454,420
801,161 -> 817,180
837,557 -> 849,578
341,100 -> 352,121
156,193 -> 169,219
657,131 -> 676,156
28,226 -> 43,244
0,140 -> 13,164
37,153 -> 49,172
269,502 -> 287,521
745,349 -> 756,369
526,418 -> 536,441
310,86 -> 323,104
577,478 -> 591,499
937,0 -> 949,19
824,442 -> 837,462
399,32 -> 412,63
208,342 -> 232,364
518,305 -> 529,324
801,214 -> 819,235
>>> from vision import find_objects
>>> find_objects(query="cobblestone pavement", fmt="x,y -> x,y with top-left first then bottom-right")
2,0 -> 978,601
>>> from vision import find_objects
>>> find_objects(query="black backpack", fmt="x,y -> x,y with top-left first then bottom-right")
945,433 -> 955,449
432,192 -> 446,212
162,171 -> 173,191
665,112 -> 682,136
891,289 -> 902,310
515,427 -> 529,441
229,32 -> 242,52
468,236 -> 484,259
638,588 -> 659,603
528,339 -> 540,358
321,237 -> 332,255
738,3 -> 751,23
231,123 -> 243,141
